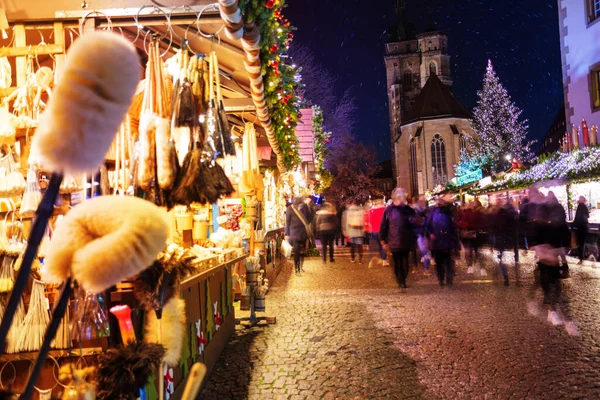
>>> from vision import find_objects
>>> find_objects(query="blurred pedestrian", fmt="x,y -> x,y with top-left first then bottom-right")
380,188 -> 416,288
574,196 -> 589,264
335,202 -> 346,247
425,196 -> 459,287
343,201 -> 366,263
494,199 -> 519,286
412,197 -> 431,272
285,196 -> 313,275
528,192 -> 579,335
456,200 -> 483,275
366,200 -> 388,266
519,197 -> 530,251
547,191 -> 570,276
316,202 -> 338,263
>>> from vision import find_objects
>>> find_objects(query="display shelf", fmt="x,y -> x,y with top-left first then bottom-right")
0,347 -> 102,362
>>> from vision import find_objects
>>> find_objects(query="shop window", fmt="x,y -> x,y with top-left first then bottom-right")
590,66 -> 600,111
409,138 -> 418,195
431,133 -> 447,186
429,62 -> 437,76
403,71 -> 413,90
587,0 -> 600,23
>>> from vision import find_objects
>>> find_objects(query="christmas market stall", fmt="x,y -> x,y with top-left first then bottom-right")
0,0 -> 303,398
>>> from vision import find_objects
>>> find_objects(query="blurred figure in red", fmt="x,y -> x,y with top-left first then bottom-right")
365,200 -> 388,266
456,200 -> 483,275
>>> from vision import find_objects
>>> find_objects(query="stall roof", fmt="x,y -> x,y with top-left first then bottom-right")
2,1 -> 282,167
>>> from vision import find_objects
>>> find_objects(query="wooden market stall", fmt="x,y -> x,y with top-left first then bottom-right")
0,1 -> 298,398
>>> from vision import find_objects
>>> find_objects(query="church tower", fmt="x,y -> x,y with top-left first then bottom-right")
385,1 -> 453,189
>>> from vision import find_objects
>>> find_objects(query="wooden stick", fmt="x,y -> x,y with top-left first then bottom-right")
181,363 -> 207,400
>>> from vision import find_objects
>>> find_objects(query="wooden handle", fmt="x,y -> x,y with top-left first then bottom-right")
213,52 -> 223,101
181,363 -> 207,400
209,52 -> 215,102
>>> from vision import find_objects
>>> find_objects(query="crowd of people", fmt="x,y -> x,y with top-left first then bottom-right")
284,187 -> 590,332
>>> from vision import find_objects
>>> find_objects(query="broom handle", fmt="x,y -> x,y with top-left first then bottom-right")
22,277 -> 73,399
0,173 -> 63,355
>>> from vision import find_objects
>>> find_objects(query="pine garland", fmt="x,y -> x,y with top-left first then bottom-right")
239,0 -> 303,169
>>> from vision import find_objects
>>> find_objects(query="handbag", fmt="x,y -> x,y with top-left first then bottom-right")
281,239 -> 293,258
292,205 -> 315,248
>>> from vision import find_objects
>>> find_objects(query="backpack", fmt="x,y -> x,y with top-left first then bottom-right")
432,208 -> 453,238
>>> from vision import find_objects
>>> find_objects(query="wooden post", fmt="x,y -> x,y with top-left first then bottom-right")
53,22 -> 65,82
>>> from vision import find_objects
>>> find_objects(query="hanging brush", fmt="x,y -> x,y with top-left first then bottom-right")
0,31 -> 139,361
137,40 -> 158,192
212,52 -> 236,157
144,297 -> 186,367
4,296 -> 24,354
17,279 -> 49,352
51,301 -> 71,349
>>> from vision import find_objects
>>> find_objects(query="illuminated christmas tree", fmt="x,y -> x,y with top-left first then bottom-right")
459,60 -> 534,174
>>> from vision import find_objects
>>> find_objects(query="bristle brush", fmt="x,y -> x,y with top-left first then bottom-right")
0,31 -> 140,399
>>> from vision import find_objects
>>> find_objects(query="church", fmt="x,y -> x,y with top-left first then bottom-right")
385,0 -> 474,196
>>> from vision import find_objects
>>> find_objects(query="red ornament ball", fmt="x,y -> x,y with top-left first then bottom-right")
269,44 -> 279,53
266,0 -> 275,9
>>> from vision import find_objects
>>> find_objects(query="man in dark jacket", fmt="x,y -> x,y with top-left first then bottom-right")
380,188 -> 416,288
425,196 -> 459,287
285,196 -> 312,275
494,200 -> 519,286
316,203 -> 338,263
574,196 -> 589,264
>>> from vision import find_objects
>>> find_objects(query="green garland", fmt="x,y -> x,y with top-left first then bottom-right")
239,0 -> 302,169
312,106 -> 332,193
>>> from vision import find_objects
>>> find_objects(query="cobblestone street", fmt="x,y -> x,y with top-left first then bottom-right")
201,245 -> 600,399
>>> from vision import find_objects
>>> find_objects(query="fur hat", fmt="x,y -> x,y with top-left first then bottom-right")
43,196 -> 169,293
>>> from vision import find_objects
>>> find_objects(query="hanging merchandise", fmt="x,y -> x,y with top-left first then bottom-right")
171,52 -> 195,166
20,167 -> 42,218
5,297 -> 24,353
0,106 -> 15,146
52,304 -> 71,349
239,122 -> 264,197
170,53 -> 234,208
144,297 -> 186,367
71,288 -> 110,342
17,279 -> 50,352
154,41 -> 179,191
211,52 -> 236,158
137,41 -> 159,192
0,149 -> 26,198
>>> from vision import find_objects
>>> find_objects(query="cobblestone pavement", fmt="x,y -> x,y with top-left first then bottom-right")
200,244 -> 600,399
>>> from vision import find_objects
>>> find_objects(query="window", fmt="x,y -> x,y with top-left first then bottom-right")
459,134 -> 467,152
431,134 -> 447,186
591,66 -> 600,111
429,62 -> 437,75
403,71 -> 413,90
409,138 -> 418,195
587,0 -> 600,23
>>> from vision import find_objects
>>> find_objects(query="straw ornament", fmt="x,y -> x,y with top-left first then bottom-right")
17,279 -> 49,352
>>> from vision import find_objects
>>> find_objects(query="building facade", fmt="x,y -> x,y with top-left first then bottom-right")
385,1 -> 472,196
538,106 -> 566,155
558,0 -> 600,129
385,1 -> 453,183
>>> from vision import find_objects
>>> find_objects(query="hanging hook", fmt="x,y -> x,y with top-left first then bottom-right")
79,10 -> 113,34
196,3 -> 224,39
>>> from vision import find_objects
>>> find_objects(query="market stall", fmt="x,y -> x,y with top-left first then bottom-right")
0,0 -> 302,398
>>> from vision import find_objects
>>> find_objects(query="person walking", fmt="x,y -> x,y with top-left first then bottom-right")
366,201 -> 388,266
380,188 -> 416,288
342,202 -> 366,263
316,202 -> 338,263
456,200 -> 482,275
412,197 -> 431,272
285,196 -> 312,275
335,203 -> 346,247
494,199 -> 519,286
519,197 -> 530,251
574,196 -> 589,264
547,191 -> 570,276
425,196 -> 459,287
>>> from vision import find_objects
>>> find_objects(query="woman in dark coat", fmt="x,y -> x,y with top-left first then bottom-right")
425,196 -> 459,287
380,188 -> 416,288
285,196 -> 312,275
574,196 -> 590,264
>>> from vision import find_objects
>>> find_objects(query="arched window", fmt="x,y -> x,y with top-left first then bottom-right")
459,134 -> 467,152
409,138 -> 418,195
431,134 -> 447,186
429,62 -> 437,76
403,71 -> 412,90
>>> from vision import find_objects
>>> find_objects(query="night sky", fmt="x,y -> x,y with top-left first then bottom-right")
285,0 -> 564,162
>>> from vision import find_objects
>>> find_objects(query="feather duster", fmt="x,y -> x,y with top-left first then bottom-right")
96,341 -> 165,400
42,196 -> 169,293
133,244 -> 196,316
30,31 -> 139,175
145,298 -> 186,367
